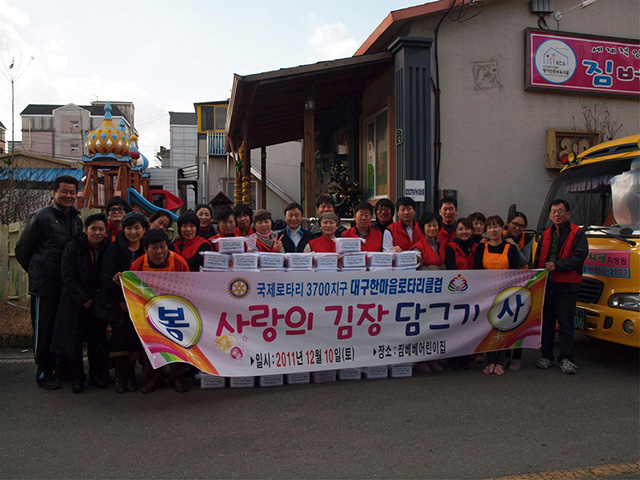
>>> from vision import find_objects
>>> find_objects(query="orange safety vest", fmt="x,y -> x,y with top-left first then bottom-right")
130,251 -> 190,272
482,242 -> 511,270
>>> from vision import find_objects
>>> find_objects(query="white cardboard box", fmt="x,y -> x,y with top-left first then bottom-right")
199,374 -> 226,389
232,253 -> 259,270
335,237 -> 364,253
286,253 -> 313,270
363,365 -> 389,379
259,252 -> 286,269
340,252 -> 367,269
338,368 -> 362,380
312,370 -> 337,383
367,252 -> 394,267
389,363 -> 413,378
201,252 -> 231,271
393,251 -> 418,268
259,374 -> 284,387
212,237 -> 246,254
229,376 -> 255,388
314,253 -> 338,271
286,372 -> 311,385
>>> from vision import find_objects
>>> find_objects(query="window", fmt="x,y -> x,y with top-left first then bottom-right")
70,120 -> 79,131
201,105 -> 228,132
363,108 -> 388,198
71,144 -> 80,152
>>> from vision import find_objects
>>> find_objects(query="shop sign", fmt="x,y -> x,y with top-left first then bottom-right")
526,28 -> 640,97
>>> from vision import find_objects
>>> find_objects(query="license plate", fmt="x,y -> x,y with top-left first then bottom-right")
574,307 -> 586,331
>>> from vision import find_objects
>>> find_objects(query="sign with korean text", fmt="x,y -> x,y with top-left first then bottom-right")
405,180 -> 426,202
584,249 -> 630,278
121,269 -> 547,376
526,28 -> 640,96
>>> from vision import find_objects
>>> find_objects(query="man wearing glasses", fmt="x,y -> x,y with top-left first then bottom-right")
534,199 -> 588,375
105,196 -> 131,242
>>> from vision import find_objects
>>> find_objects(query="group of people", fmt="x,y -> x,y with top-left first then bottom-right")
15,175 -> 588,395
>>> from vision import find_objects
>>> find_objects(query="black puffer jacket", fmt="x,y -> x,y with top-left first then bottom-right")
15,201 -> 83,296
50,234 -> 110,358
100,231 -> 145,306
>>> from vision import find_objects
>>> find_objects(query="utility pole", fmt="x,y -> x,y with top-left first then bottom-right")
1,52 -> 35,163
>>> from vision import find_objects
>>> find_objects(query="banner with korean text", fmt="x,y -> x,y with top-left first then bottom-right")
121,269 -> 547,376
525,28 -> 640,96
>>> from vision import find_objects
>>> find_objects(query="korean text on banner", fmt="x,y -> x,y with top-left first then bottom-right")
121,269 -> 547,376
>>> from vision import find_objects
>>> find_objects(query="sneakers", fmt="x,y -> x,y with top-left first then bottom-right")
36,370 -> 61,390
536,357 -> 554,369
559,359 -> 577,375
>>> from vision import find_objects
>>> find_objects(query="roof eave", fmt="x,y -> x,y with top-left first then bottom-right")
354,0 -> 453,56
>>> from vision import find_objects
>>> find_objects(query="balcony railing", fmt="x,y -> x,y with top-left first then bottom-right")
207,132 -> 226,156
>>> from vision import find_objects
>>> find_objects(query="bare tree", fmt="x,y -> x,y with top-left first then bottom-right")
0,160 -> 55,223
572,100 -> 624,142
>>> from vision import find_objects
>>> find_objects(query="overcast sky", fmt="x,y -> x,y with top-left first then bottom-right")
0,0 -> 424,165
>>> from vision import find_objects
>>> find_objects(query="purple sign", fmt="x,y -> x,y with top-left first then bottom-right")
526,28 -> 640,96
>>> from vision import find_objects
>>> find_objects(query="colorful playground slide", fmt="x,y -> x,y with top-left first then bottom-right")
126,188 -> 180,221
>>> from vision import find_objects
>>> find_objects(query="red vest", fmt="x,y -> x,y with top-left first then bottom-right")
437,225 -> 456,249
537,223 -> 582,283
448,241 -> 477,270
343,226 -> 383,252
234,226 -> 254,237
130,251 -> 190,272
172,236 -> 210,260
308,235 -> 336,252
411,237 -> 443,267
388,221 -> 424,251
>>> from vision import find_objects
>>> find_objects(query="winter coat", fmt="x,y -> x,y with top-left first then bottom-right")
50,234 -> 110,358
99,231 -> 145,310
15,201 -> 83,296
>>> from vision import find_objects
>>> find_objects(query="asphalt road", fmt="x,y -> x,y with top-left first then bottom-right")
1,335 -> 638,479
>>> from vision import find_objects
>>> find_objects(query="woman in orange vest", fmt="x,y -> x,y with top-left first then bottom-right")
474,215 -> 519,376
503,211 -> 533,370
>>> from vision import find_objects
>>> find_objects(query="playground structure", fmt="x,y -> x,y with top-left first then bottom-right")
78,102 -> 181,220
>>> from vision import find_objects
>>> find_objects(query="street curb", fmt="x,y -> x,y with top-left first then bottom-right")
0,335 -> 33,349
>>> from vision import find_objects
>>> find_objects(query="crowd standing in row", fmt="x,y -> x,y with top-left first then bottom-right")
15,176 -> 588,394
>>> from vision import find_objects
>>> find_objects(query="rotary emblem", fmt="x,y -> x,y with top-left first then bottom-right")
228,277 -> 250,300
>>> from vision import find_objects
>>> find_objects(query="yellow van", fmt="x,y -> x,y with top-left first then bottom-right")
536,134 -> 639,348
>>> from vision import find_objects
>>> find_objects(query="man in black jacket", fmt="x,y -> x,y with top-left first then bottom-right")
15,175 -> 84,389
278,203 -> 315,253
534,199 -> 588,375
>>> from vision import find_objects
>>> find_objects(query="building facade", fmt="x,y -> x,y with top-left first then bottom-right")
227,0 -> 639,223
20,102 -> 135,162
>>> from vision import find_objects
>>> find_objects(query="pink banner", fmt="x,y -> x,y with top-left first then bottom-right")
526,28 -> 640,96
121,269 -> 547,377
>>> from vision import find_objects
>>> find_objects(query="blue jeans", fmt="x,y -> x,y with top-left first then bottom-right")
541,286 -> 577,362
